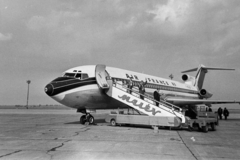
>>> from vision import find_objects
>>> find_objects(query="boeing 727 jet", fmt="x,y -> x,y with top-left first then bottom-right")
44,64 -> 239,124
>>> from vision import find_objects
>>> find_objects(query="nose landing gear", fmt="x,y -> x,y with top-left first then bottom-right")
80,113 -> 95,125
77,108 -> 96,125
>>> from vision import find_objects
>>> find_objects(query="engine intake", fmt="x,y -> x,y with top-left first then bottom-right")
182,74 -> 196,86
199,89 -> 213,99
182,74 -> 189,81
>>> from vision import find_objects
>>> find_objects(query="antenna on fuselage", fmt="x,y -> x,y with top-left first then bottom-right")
169,74 -> 174,80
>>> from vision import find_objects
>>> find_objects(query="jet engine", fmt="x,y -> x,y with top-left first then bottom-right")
182,74 -> 196,86
199,89 -> 213,99
182,74 -> 195,81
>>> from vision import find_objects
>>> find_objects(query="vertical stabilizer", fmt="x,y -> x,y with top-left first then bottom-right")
182,65 -> 235,90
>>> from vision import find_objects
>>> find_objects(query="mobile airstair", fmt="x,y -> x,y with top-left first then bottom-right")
95,64 -> 186,127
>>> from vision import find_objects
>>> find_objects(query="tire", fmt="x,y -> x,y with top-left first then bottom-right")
216,116 -> 219,125
89,115 -> 94,124
80,115 -> 86,124
211,123 -> 216,131
110,119 -> 116,126
202,125 -> 208,133
188,125 -> 192,132
198,125 -> 202,131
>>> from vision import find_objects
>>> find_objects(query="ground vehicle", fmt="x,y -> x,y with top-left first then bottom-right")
186,111 -> 218,132
106,110 -> 218,133
105,111 -> 181,127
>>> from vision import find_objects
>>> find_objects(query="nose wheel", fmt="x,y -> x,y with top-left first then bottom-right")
80,114 -> 95,125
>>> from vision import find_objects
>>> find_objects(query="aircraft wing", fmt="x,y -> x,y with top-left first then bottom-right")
166,98 -> 240,105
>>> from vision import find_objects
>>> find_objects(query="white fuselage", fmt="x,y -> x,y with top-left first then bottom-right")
45,65 -> 200,110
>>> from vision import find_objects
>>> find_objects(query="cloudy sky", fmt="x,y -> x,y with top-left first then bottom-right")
1,0 -> 240,107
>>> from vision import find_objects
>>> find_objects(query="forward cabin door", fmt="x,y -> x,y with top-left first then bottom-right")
95,64 -> 110,89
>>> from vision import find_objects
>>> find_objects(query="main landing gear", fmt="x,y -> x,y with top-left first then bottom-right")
79,113 -> 95,125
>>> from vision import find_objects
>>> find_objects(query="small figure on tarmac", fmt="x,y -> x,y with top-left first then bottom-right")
223,108 -> 229,120
138,80 -> 147,100
112,78 -> 116,86
206,105 -> 212,112
187,106 -> 197,119
153,88 -> 160,106
218,107 -> 223,120
208,107 -> 212,112
127,77 -> 134,94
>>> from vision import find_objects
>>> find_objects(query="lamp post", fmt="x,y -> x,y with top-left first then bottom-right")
26,80 -> 31,109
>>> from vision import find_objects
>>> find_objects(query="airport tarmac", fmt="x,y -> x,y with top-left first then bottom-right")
0,109 -> 240,160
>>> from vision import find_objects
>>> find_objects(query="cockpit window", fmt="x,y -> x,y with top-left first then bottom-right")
76,73 -> 89,79
75,74 -> 81,78
64,73 -> 76,77
81,74 -> 89,80
63,73 -> 89,80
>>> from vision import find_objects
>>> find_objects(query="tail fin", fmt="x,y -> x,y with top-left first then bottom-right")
182,64 -> 235,90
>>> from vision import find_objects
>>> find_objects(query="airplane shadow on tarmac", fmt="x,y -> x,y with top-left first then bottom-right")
65,118 -> 106,125
64,119 -> 186,130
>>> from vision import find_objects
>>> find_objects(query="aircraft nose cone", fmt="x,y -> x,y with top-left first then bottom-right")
44,84 -> 54,96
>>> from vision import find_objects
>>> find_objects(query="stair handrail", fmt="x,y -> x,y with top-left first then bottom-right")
113,81 -> 182,113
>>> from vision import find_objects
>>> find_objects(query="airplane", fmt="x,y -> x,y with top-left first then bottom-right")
44,64 -> 239,124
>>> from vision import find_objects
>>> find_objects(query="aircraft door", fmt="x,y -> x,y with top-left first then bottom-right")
95,64 -> 110,89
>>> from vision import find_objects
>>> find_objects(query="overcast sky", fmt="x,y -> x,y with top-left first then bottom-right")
1,0 -> 240,107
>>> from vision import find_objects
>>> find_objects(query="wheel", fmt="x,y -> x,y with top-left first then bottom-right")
197,125 -> 202,131
216,116 -> 219,125
110,119 -> 116,126
89,115 -> 94,124
211,123 -> 216,131
202,125 -> 208,133
176,124 -> 182,130
188,125 -> 193,132
80,115 -> 86,124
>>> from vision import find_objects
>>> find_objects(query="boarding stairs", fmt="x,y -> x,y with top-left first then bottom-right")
95,64 -> 186,127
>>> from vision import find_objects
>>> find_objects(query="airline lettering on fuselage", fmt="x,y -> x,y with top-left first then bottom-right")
125,73 -> 177,87
118,94 -> 161,115
126,74 -> 139,80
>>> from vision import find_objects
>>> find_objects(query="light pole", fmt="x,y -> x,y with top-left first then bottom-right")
26,80 -> 31,109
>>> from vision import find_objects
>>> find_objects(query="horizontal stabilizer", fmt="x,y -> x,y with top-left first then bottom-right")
181,67 -> 198,73
182,65 -> 235,73
200,67 -> 235,71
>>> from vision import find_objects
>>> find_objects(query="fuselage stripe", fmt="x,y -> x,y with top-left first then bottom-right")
50,78 -> 97,96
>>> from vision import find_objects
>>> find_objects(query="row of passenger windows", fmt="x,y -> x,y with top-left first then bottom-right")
126,74 -> 176,86
145,83 -> 195,93
63,73 -> 89,80
113,78 -> 197,94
